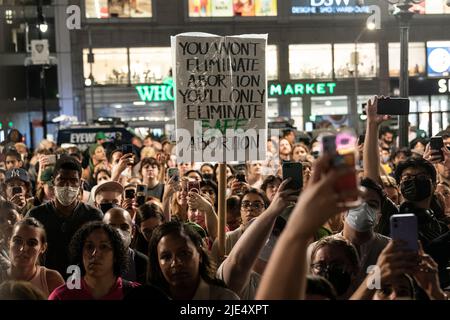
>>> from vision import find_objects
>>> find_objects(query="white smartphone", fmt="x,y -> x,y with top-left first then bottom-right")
390,214 -> 418,252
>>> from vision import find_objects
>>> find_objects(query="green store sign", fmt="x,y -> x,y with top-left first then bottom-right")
135,80 -> 337,102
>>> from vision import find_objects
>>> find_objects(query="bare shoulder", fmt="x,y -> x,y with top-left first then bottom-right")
46,269 -> 65,291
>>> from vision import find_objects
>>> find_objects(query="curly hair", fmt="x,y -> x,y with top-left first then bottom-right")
69,222 -> 128,277
147,221 -> 223,296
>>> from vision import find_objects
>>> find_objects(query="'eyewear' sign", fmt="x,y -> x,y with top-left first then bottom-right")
291,0 -> 371,14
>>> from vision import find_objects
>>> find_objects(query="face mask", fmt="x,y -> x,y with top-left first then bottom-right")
381,155 -> 390,164
345,202 -> 377,232
202,173 -> 213,181
54,186 -> 79,206
400,176 -> 432,202
99,203 -> 118,214
118,229 -> 132,248
319,266 -> 352,296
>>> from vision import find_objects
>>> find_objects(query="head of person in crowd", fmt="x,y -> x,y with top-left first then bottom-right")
409,138 -> 428,156
89,144 -> 107,166
66,146 -> 83,163
103,207 -> 134,250
140,157 -> 160,185
291,143 -> 310,162
14,143 -> 28,163
310,138 -> 321,159
344,178 -> 384,233
185,170 -> 203,182
147,221 -> 220,299
379,127 -> 395,148
0,280 -> 46,300
171,178 -> 189,222
0,201 -> 20,251
38,139 -> 56,152
394,157 -> 436,208
200,180 -> 217,208
381,175 -> 401,206
283,129 -> 296,145
247,161 -> 264,180
161,140 -> 172,155
213,164 -> 235,182
134,202 -> 165,253
226,196 -> 242,231
143,135 -> 153,147
177,162 -> 192,177
187,193 -> 214,232
4,150 -> 23,171
372,274 -> 415,300
94,181 -> 123,214
108,148 -> 123,171
261,175 -> 282,202
279,138 -> 292,161
240,188 -> 270,227
310,236 -> 360,299
95,168 -> 111,186
391,147 -> 412,168
0,169 -> 5,185
200,163 -> 214,181
52,156 -> 83,208
380,147 -> 391,164
36,166 -> 55,204
132,136 -> 143,149
305,275 -> 337,300
69,222 -> 127,286
140,146 -> 156,160
95,132 -> 106,145
2,168 -> 32,211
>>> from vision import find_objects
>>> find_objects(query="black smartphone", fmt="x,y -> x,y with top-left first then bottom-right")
322,135 -> 337,156
188,181 -> 200,193
358,134 -> 365,146
282,162 -> 303,192
124,188 -> 135,199
122,144 -> 133,155
377,97 -> 410,115
430,136 -> 444,161
12,186 -> 22,195
136,184 -> 147,206
236,171 -> 247,183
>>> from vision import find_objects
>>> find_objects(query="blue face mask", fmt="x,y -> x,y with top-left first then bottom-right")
345,202 -> 377,232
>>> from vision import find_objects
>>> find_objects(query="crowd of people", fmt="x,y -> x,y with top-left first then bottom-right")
0,96 -> 449,300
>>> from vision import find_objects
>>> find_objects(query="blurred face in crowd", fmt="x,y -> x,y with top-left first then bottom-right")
187,208 -> 206,229
285,131 -> 295,145
157,231 -> 201,291
5,156 -> 22,170
111,151 -> 123,169
240,193 -> 265,226
10,224 -> 46,269
384,186 -> 400,206
93,146 -> 106,163
380,149 -> 391,164
178,163 -> 192,177
103,208 -> 133,249
95,191 -> 122,209
413,142 -> 426,154
142,162 -> 159,182
393,152 -> 408,167
292,145 -> 308,162
373,276 -> 414,300
15,144 -> 28,161
200,165 -> 213,176
43,182 -> 55,202
162,142 -> 172,155
200,186 -> 216,205
83,229 -> 115,279
96,171 -> 111,185
177,181 -> 188,206
140,216 -> 163,242
187,171 -> 202,182
248,161 -> 263,177
399,167 -> 434,202
265,180 -> 281,202
54,169 -> 81,189
5,179 -> 27,200
382,132 -> 394,144
215,166 -> 233,180
279,139 -> 292,157
144,137 -> 153,147
0,207 -> 20,244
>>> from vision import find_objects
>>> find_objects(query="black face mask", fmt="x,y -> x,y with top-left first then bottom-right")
202,173 -> 213,181
319,267 -> 352,296
400,176 -> 432,202
99,203 -> 118,214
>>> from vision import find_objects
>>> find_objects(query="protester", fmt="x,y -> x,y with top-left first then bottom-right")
0,201 -> 20,269
132,203 -> 165,254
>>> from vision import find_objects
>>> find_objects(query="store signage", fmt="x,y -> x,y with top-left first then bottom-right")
135,83 -> 174,102
438,79 -> 450,93
291,0 -> 371,14
269,82 -> 337,96
427,44 -> 450,77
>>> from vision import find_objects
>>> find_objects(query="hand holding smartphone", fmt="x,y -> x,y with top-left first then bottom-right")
430,136 -> 444,162
282,162 -> 303,193
124,188 -> 135,199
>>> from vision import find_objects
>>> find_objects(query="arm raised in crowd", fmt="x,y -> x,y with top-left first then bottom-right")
363,96 -> 389,185
256,155 -> 359,300
187,192 -> 218,240
161,175 -> 179,222
220,180 -> 298,297
111,153 -> 134,182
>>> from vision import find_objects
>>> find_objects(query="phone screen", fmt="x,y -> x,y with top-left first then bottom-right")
125,189 -> 135,199
430,136 -> 444,160
390,214 -> 418,252
377,97 -> 410,115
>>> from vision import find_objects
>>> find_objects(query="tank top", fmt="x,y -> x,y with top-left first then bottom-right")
29,266 -> 50,297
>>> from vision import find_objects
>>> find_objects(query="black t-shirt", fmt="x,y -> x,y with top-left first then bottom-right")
26,201 -> 103,277
146,183 -> 164,201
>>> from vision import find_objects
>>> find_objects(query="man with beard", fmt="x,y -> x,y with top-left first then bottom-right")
379,127 -> 395,150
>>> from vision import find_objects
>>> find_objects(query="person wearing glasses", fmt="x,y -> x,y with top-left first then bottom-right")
210,188 -> 269,264
49,222 -> 139,300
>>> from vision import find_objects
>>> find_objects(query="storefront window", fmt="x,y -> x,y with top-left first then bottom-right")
431,95 -> 450,112
268,98 -> 279,122
83,48 -> 128,85
267,45 -> 278,80
427,41 -> 450,77
388,42 -> 426,77
188,0 -> 277,17
129,47 -> 172,84
289,44 -> 332,79
334,43 -> 377,78
85,0 -> 153,19
408,0 -> 450,14
290,97 -> 303,130
311,96 -> 348,116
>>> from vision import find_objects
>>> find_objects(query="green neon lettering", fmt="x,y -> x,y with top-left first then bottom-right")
284,84 -> 294,95
270,84 -> 282,96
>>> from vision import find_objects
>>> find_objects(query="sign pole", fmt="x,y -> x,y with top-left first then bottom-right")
218,162 -> 227,262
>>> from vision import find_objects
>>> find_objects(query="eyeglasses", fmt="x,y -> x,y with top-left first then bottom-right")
241,201 -> 264,210
311,262 -> 346,274
400,173 -> 430,182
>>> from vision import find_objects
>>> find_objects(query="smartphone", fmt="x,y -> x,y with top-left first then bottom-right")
358,134 -> 365,146
236,171 -> 247,183
124,188 -> 135,199
167,167 -> 179,181
122,144 -> 133,155
377,97 -> 410,115
390,214 -> 418,252
136,184 -> 147,206
430,136 -> 444,161
12,186 -> 22,195
188,181 -> 200,193
282,162 -> 303,192
321,135 -> 337,156
47,155 -> 57,165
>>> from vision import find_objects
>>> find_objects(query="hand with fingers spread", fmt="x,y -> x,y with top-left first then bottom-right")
265,178 -> 299,217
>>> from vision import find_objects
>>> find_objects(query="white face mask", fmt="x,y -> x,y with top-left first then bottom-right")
54,186 -> 79,206
345,202 -> 377,232
118,229 -> 132,248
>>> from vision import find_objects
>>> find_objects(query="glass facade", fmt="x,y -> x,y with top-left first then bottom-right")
188,0 -> 278,17
85,0 -> 153,18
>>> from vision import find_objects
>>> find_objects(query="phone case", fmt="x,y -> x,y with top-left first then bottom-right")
377,98 -> 410,115
390,214 -> 418,252
282,162 -> 303,191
